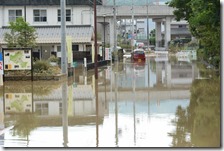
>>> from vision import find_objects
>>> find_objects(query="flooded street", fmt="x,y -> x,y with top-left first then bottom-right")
0,56 -> 220,147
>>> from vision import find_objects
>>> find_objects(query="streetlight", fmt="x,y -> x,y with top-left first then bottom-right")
103,14 -> 106,60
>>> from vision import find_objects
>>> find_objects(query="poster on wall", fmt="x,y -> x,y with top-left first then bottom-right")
4,93 -> 32,114
3,49 -> 31,70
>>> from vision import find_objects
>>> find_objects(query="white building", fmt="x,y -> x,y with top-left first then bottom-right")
0,0 -> 102,62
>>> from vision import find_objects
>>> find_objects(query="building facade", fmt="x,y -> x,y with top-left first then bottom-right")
0,0 -> 102,62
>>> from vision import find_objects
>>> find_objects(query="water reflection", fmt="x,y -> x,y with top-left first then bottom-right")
0,56 -> 220,147
169,78 -> 220,147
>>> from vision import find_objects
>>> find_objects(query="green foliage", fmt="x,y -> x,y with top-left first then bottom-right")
4,17 -> 37,48
166,0 -> 192,21
8,113 -> 38,139
168,106 -> 192,147
48,55 -> 59,63
169,76 -> 220,147
167,0 -> 220,68
149,29 -> 156,45
149,37 -> 155,45
189,78 -> 220,147
33,60 -> 50,73
119,43 -> 132,49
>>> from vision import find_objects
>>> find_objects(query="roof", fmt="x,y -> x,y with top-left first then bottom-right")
0,25 -> 94,44
34,85 -> 95,101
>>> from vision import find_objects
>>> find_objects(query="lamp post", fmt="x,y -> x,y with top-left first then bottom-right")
103,15 -> 106,60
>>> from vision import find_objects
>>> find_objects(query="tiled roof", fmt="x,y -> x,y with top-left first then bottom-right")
0,26 -> 94,44
34,85 -> 95,101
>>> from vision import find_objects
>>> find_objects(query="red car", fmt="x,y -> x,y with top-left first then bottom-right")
131,49 -> 146,62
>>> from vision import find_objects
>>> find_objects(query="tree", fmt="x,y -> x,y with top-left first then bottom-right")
166,0 -> 220,68
149,29 -> 155,45
4,17 -> 37,48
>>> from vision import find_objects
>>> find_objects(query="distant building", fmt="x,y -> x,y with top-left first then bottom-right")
119,18 -> 192,48
162,20 -> 192,40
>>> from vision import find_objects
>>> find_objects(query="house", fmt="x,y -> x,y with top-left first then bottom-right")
0,0 -> 102,63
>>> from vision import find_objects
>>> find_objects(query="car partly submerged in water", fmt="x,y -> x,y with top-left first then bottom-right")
131,48 -> 146,62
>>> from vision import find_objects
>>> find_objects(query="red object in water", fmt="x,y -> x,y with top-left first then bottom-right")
131,49 -> 146,62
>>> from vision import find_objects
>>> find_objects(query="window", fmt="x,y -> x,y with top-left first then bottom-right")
33,10 -> 47,22
8,10 -> 22,22
57,46 -> 61,52
179,25 -> 186,28
35,103 -> 48,115
138,28 -> 144,33
58,9 -> 71,22
72,45 -> 79,51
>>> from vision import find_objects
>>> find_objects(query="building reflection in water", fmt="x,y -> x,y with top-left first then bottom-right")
0,55 -> 219,147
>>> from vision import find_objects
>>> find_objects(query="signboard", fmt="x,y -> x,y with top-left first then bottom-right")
4,93 -> 32,114
3,49 -> 31,70
105,48 -> 111,60
0,53 -> 3,74
66,36 -> 73,64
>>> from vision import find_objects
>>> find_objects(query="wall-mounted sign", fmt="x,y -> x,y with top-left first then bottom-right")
3,49 -> 31,70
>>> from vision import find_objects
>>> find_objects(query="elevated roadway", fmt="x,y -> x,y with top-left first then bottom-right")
96,5 -> 176,50
97,5 -> 175,19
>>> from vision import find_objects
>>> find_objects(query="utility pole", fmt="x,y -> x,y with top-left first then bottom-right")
131,0 -> 134,50
60,0 -> 67,75
146,0 -> 149,50
103,15 -> 106,60
94,0 -> 98,79
113,0 -> 117,61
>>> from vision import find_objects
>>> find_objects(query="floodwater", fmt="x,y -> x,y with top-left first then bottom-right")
0,55 -> 221,148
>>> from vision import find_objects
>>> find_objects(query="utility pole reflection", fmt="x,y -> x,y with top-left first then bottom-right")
62,81 -> 68,147
94,77 -> 99,147
133,66 -> 136,145
114,72 -> 118,147
148,58 -> 150,119
104,69 -> 107,110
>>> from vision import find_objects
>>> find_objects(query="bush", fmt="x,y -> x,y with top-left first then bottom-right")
33,60 -> 50,73
48,55 -> 59,63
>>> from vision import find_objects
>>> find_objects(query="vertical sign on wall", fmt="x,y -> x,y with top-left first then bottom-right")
0,52 -> 3,85
0,52 -> 3,75
66,36 -> 73,65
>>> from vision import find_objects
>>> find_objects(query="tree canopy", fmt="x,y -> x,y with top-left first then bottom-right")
167,0 -> 220,68
4,17 -> 37,48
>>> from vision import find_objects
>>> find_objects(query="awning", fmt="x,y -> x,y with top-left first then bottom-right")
0,25 -> 94,44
